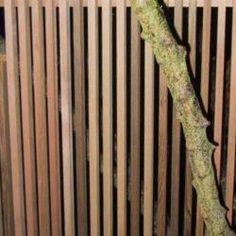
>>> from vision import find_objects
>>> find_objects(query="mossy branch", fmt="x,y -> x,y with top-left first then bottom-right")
129,0 -> 235,235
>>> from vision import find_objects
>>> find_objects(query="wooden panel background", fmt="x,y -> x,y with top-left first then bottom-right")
0,1 -> 236,235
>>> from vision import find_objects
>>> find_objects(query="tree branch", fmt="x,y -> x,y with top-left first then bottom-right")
129,0 -> 235,235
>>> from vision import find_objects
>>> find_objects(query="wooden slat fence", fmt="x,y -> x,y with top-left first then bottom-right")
0,1 -> 236,235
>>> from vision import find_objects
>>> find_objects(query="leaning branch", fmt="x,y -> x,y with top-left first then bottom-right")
130,0 -> 235,235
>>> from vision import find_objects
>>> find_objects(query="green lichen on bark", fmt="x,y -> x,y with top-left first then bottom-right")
129,0 -> 235,235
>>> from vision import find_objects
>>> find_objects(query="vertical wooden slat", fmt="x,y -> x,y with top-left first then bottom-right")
143,42 -> 154,236
102,0 -> 113,235
0,185 -> 3,236
45,1 -> 62,235
130,11 -> 141,236
31,0 -> 50,234
4,0 -> 26,235
1,1 -> 236,8
73,0 -> 88,235
200,0 -> 211,109
225,0 -> 236,224
88,0 -> 100,235
117,1 -> 127,235
184,1 -> 196,235
213,0 -> 226,180
157,2 -> 169,235
196,1 -> 212,235
59,0 -> 75,235
0,57 -> 15,236
170,0 -> 183,235
188,0 -> 197,70
18,1 -> 38,235
157,75 -> 168,236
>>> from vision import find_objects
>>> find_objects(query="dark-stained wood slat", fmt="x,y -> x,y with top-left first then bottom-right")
59,0 -> 75,235
196,1 -> 212,235
4,0 -> 26,235
0,57 -> 15,236
225,0 -> 236,224
73,0 -> 88,235
130,11 -> 141,236
45,1 -> 62,235
18,1 -> 38,235
31,0 -> 50,234
214,1 -> 226,181
88,0 -> 100,235
143,42 -> 154,236
102,0 -> 113,235
117,1 -> 127,235
184,0 -> 196,235
170,0 -> 183,235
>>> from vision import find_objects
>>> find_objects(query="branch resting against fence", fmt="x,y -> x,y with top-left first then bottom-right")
130,0 -> 235,235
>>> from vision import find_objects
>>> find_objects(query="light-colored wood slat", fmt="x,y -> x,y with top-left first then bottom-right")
157,73 -> 168,236
59,0 -> 75,235
117,1 -> 127,235
184,1 -> 196,235
0,59 -> 15,236
4,0 -> 26,235
225,0 -> 236,224
196,1 -> 212,235
170,1 -> 183,235
102,0 -> 113,235
45,1 -> 62,235
200,0 -> 211,111
143,42 -> 154,236
214,0 -> 226,181
31,0 -> 50,235
18,1 -> 38,235
130,11 -> 141,236
157,2 -> 169,235
188,0 -> 197,72
73,0 -> 88,235
0,0 -> 235,7
88,1 -> 100,235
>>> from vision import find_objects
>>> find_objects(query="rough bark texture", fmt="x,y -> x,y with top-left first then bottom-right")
130,0 -> 235,235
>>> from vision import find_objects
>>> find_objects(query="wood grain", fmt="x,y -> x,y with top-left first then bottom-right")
73,0 -> 88,235
130,11 -> 141,236
31,0 -> 51,234
88,0 -> 100,235
4,0 -> 26,234
117,1 -> 127,235
59,0 -> 75,235
143,42 -> 154,236
0,58 -> 15,236
157,70 -> 168,236
102,0 -> 113,235
18,1 -> 38,235
45,1 -> 62,235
